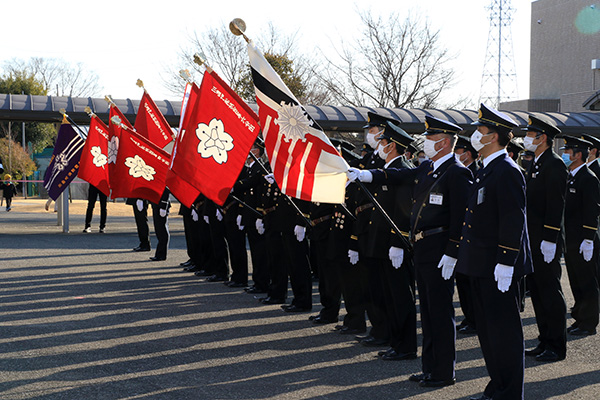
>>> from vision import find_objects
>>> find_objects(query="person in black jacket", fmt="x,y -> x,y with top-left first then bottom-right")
83,184 -> 108,233
456,104 -> 532,400
582,134 -> 600,178
521,115 -> 568,363
1,174 -> 17,212
561,135 -> 600,336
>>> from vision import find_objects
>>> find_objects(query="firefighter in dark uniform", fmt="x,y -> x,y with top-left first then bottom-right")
350,115 -> 472,386
203,198 -> 230,281
347,112 -> 393,347
561,135 -> 600,336
456,104 -> 532,400
220,190 -> 248,288
521,115 -> 568,363
150,189 -> 171,261
233,140 -> 270,294
353,121 -> 418,359
507,139 -> 524,163
453,135 -> 480,335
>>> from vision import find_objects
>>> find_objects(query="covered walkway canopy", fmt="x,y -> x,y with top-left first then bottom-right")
1,93 -> 600,136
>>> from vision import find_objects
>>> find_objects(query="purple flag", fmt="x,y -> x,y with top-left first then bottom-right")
43,120 -> 85,200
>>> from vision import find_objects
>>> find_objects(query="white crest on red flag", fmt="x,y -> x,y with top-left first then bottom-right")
196,118 -> 234,164
247,41 -> 348,204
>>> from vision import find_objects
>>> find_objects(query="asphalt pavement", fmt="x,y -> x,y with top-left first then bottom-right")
0,199 -> 599,399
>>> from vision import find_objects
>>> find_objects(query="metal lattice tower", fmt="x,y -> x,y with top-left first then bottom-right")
479,0 -> 519,108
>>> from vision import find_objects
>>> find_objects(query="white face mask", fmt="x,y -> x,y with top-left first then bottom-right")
366,129 -> 382,150
418,156 -> 427,164
523,136 -> 539,152
470,130 -> 489,152
423,138 -> 444,159
377,142 -> 392,160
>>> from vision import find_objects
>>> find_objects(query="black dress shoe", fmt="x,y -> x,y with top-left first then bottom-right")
206,275 -> 227,282
261,297 -> 285,305
149,256 -> 166,261
409,373 -> 429,382
308,314 -> 319,321
180,259 -> 193,267
469,395 -> 492,400
567,323 -> 578,333
458,324 -> 477,334
418,377 -> 456,388
569,327 -> 596,336
360,337 -> 389,347
312,316 -> 338,324
381,350 -> 417,361
194,270 -> 210,277
525,344 -> 545,356
355,334 -> 372,342
283,305 -> 312,313
133,246 -> 151,252
227,282 -> 247,288
535,349 -> 564,362
244,286 -> 267,294
184,266 -> 201,272
339,326 -> 366,335
378,348 -> 394,357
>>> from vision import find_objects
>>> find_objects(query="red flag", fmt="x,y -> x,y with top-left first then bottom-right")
78,115 -> 110,196
111,126 -> 171,204
107,105 -> 133,194
134,91 -> 174,148
170,70 -> 259,206
247,41 -> 348,203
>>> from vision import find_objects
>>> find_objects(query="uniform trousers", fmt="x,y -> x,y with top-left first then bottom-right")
313,238 -> 341,320
362,257 -> 390,341
207,218 -> 229,279
281,231 -> 312,309
132,202 -> 150,249
528,251 -> 567,357
456,272 -> 476,328
224,216 -> 248,285
246,217 -> 269,291
264,228 -> 287,301
470,276 -> 524,400
565,247 -> 599,331
416,259 -> 456,380
332,256 -> 368,331
181,206 -> 200,265
151,203 -> 170,260
85,185 -> 107,229
382,258 -> 417,354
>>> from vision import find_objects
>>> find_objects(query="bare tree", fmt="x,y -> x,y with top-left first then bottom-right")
318,11 -> 457,109
3,57 -> 102,97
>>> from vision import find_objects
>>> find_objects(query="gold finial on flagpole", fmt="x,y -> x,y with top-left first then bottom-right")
193,53 -> 213,73
84,106 -> 95,117
179,69 -> 192,83
229,18 -> 249,43
136,79 -> 145,91
104,95 -> 115,106
59,108 -> 66,115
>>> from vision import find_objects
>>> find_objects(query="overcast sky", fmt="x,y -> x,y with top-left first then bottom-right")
0,0 -> 533,108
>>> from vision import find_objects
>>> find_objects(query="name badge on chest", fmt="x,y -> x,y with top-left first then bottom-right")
429,193 -> 443,205
477,187 -> 486,205
382,185 -> 388,191
570,188 -> 576,193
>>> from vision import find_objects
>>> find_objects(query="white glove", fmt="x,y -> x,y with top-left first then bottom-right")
348,250 -> 359,265
540,240 -> 557,263
216,209 -> 223,221
203,215 -> 210,225
191,209 -> 199,222
494,263 -> 514,293
294,225 -> 306,242
136,199 -> 144,211
264,173 -> 275,184
347,168 -> 360,182
255,218 -> 265,235
389,246 -> 404,269
236,215 -> 244,230
437,254 -> 457,280
159,208 -> 167,218
579,239 -> 594,262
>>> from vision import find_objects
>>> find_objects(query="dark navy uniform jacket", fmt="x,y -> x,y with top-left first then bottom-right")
564,165 -> 600,249
524,149 -> 567,248
370,154 -> 472,264
456,152 -> 533,279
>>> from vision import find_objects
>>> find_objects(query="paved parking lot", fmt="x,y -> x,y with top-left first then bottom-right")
0,199 -> 599,399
